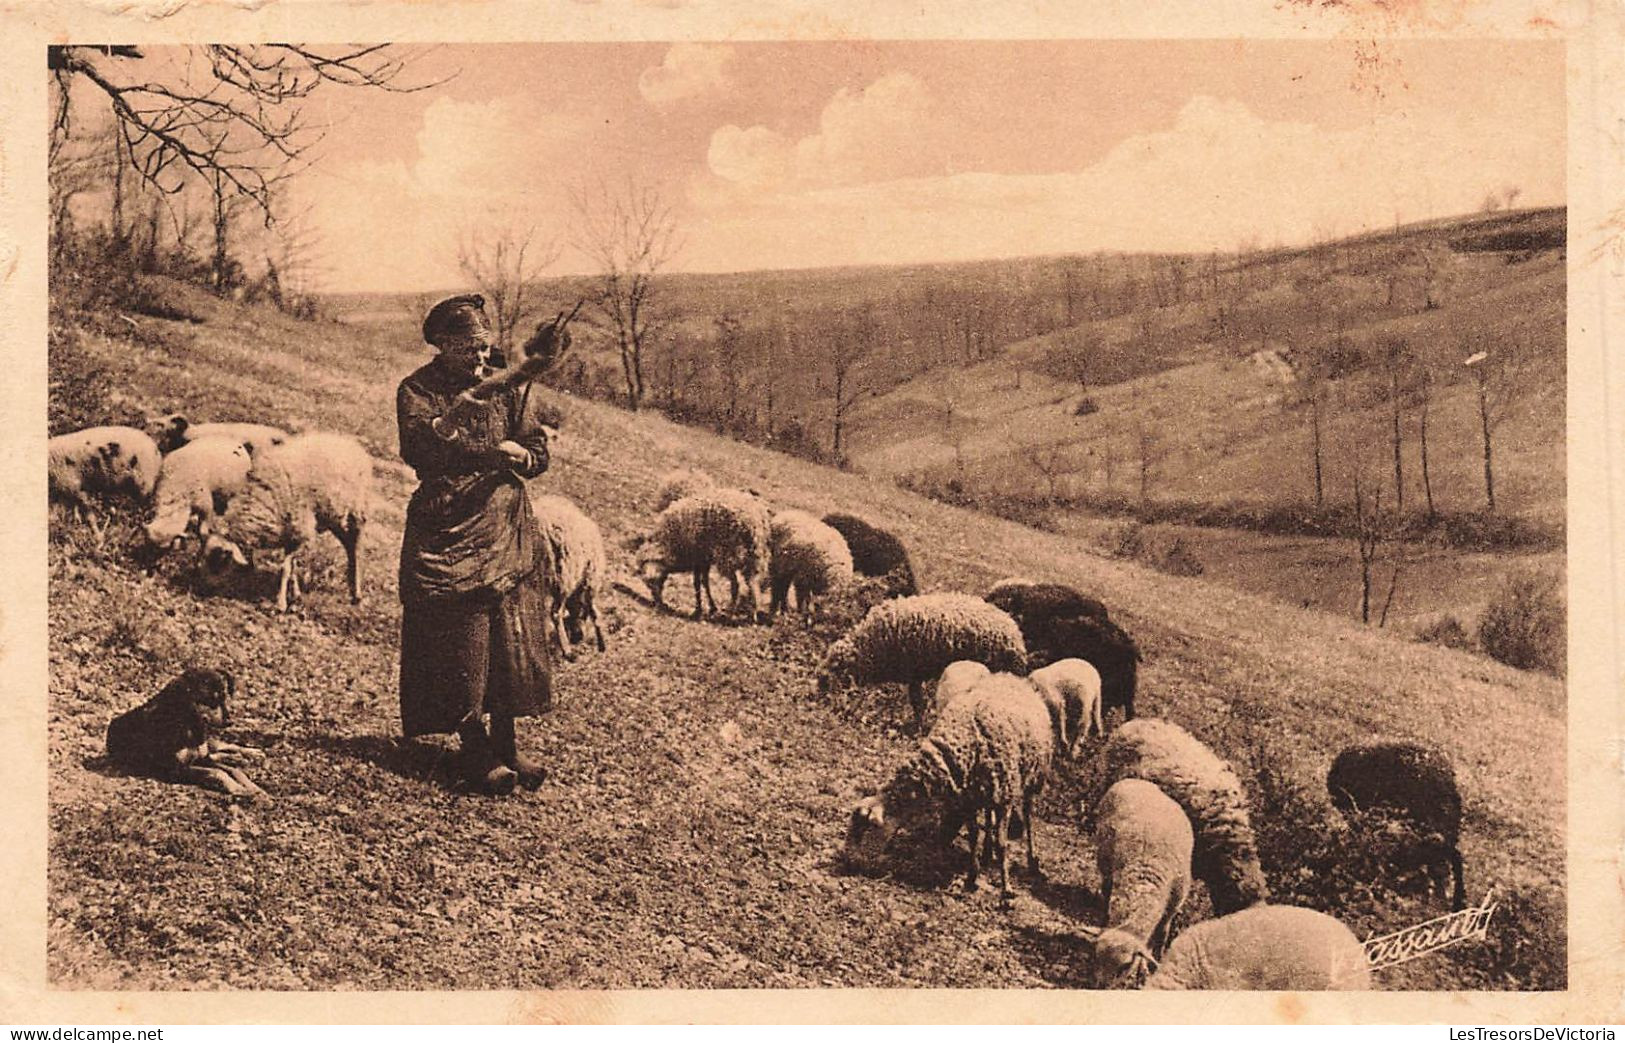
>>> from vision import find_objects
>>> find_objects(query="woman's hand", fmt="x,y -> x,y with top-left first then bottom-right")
496,440 -> 531,468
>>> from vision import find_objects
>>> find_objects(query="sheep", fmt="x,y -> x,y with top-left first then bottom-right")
635,487 -> 771,622
147,414 -> 288,457
1037,614 -> 1142,725
924,660 -> 990,733
198,432 -> 371,613
985,578 -> 1110,626
1142,904 -> 1372,990
143,436 -> 253,550
1086,717 -> 1270,916
1028,658 -> 1105,754
1327,741 -> 1466,911
529,491 -> 608,660
820,513 -> 917,597
48,425 -> 161,513
767,509 -> 853,620
653,468 -> 715,511
1078,778 -> 1194,988
105,667 -> 267,800
845,672 -> 1057,895
815,592 -> 1027,730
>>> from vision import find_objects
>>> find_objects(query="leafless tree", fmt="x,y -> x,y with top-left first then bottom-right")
457,221 -> 561,353
50,45 -> 437,220
1414,360 -> 1437,518
1352,469 -> 1391,625
818,310 -> 877,466
1289,339 -> 1332,506
1017,438 -> 1070,501
1465,334 -> 1528,513
1376,335 -> 1414,510
571,178 -> 680,410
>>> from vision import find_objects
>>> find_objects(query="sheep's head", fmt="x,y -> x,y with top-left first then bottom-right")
815,637 -> 857,695
842,794 -> 895,866
634,541 -> 671,605
199,533 -> 250,585
146,413 -> 190,454
1081,926 -> 1157,988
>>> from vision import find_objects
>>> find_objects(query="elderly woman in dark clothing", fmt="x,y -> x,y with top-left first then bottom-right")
397,294 -> 554,795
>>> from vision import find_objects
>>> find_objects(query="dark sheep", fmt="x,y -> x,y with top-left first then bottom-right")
821,513 -> 917,597
1026,614 -> 1141,724
1327,741 -> 1465,911
984,580 -> 1109,628
106,667 -> 267,799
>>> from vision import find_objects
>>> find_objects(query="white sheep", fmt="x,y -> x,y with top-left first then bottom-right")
767,509 -> 853,621
845,671 -> 1057,895
653,467 -> 715,512
48,425 -> 161,513
199,432 -> 372,613
1028,658 -> 1105,756
635,487 -> 771,621
148,414 -> 289,457
1085,718 -> 1270,916
143,436 -> 253,550
529,491 -> 607,660
1079,778 -> 1193,988
1142,904 -> 1372,990
924,660 -> 991,733
816,593 -> 1027,730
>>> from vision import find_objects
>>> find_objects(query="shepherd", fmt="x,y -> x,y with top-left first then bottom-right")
396,293 -> 570,795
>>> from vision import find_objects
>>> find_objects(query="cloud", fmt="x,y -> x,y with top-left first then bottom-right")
681,93 -> 1562,272
704,71 -> 937,194
638,44 -> 733,107
301,96 -> 587,292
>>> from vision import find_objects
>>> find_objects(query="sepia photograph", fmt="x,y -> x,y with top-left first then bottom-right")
13,9 -> 1614,1019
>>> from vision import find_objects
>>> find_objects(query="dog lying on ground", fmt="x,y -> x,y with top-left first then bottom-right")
106,667 -> 269,799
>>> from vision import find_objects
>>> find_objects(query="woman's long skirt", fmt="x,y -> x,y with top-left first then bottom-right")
398,570 -> 552,738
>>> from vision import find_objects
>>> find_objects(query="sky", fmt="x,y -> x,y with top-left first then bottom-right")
98,40 -> 1569,293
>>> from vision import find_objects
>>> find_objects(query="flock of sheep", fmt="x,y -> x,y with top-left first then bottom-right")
49,414 -> 1470,991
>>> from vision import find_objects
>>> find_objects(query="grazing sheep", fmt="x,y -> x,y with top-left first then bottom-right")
1080,778 -> 1194,988
199,432 -> 372,613
923,660 -> 991,733
636,487 -> 771,621
821,513 -> 917,597
985,578 -> 1110,626
1087,718 -> 1270,916
816,592 -> 1027,729
845,672 -> 1057,894
1143,904 -> 1371,990
529,491 -> 608,660
148,414 -> 289,457
48,425 -> 161,513
106,667 -> 267,799
653,468 -> 715,511
1039,614 -> 1142,725
1327,741 -> 1466,911
767,509 -> 854,620
1028,658 -> 1105,755
143,436 -> 253,550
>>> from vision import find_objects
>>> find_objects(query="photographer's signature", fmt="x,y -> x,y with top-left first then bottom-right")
1361,889 -> 1500,972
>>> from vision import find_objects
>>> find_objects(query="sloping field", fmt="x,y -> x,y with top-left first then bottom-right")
47,284 -> 1564,990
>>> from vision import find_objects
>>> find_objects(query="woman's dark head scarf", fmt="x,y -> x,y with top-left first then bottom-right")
423,294 -> 496,350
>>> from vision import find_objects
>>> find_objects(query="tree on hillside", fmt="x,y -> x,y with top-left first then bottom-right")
711,311 -> 748,433
49,44 -> 436,276
818,310 -> 878,467
1053,328 -> 1098,397
1414,359 -> 1438,519
456,221 -> 561,354
1288,337 -> 1334,507
1375,335 -> 1416,511
1352,468 -> 1393,625
1464,333 -> 1529,513
571,178 -> 680,411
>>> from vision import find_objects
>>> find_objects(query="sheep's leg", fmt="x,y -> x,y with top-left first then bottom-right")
769,577 -> 788,617
274,556 -> 295,613
907,682 -> 926,732
1449,847 -> 1466,912
691,571 -> 706,620
995,805 -> 1013,897
585,588 -> 606,651
1023,791 -> 1041,878
964,809 -> 983,892
340,517 -> 363,604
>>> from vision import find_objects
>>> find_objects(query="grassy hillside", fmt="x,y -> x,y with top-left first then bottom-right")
48,276 -> 1564,990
